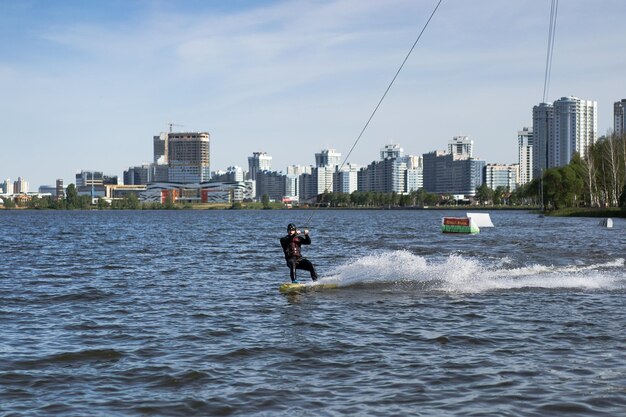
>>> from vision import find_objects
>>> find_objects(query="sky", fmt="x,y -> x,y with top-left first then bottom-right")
1,0 -> 625,188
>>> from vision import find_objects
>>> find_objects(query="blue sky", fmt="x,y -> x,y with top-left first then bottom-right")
1,0 -> 625,188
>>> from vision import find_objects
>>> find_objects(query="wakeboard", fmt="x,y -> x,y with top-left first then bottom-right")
279,281 -> 339,294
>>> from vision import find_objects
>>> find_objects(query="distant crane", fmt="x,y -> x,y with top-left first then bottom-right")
168,123 -> 184,133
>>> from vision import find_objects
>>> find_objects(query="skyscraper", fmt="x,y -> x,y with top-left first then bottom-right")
448,136 -> 473,159
168,132 -> 211,183
532,102 -> 553,180
248,152 -> 272,181
553,96 -> 597,167
315,148 -> 341,168
614,99 -> 626,137
533,97 -> 597,177
517,127 -> 533,185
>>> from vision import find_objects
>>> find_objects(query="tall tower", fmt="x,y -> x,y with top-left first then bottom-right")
614,99 -> 626,137
552,96 -> 597,167
380,144 -> 404,160
315,148 -> 341,167
532,102 -> 554,179
248,152 -> 272,181
517,127 -> 533,185
448,136 -> 473,159
153,132 -> 168,164
167,132 -> 211,183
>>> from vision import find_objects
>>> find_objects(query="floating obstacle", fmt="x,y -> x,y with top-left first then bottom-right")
599,218 -> 613,228
466,212 -> 494,227
441,217 -> 480,234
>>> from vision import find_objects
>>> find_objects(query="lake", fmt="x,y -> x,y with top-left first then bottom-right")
1,209 -> 625,416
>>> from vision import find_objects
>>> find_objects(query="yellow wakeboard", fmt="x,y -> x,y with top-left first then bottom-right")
279,282 -> 339,294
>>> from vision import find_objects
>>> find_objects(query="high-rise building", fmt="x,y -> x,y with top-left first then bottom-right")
358,158 -> 408,193
532,102 -> 553,180
248,152 -> 272,181
517,127 -> 533,185
553,96 -> 597,167
484,164 -> 519,191
13,177 -> 28,194
333,163 -> 359,194
533,96 -> 597,177
448,136 -> 473,159
380,144 -> 404,160
153,132 -> 168,164
168,132 -> 211,183
256,171 -> 286,201
315,149 -> 341,168
76,171 -> 103,187
124,164 -> 152,185
614,99 -> 626,137
422,151 -> 485,196
56,179 -> 65,201
2,179 -> 13,195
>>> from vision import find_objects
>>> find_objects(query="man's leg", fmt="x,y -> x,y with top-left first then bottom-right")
286,258 -> 298,282
297,258 -> 317,281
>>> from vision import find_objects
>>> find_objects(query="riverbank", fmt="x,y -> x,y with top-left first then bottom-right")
545,207 -> 626,218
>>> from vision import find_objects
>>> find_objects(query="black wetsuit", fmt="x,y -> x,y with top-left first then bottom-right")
280,233 -> 318,282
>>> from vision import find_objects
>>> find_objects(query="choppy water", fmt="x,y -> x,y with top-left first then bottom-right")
1,209 -> 625,416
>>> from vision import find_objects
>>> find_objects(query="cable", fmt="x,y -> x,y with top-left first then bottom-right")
339,0 -> 444,172
303,0 -> 443,227
542,0 -> 558,103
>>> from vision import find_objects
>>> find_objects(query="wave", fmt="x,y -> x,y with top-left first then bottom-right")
319,251 -> 626,293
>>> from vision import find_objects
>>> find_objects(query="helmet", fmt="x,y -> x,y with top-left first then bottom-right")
287,223 -> 297,232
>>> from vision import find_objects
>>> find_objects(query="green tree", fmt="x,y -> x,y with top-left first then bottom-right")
65,184 -> 79,209
475,184 -> 493,205
261,193 -> 270,209
97,197 -> 109,210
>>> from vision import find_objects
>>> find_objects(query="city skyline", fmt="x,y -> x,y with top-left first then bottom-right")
1,0 -> 625,188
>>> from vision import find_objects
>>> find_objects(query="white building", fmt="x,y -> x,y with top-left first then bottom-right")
484,164 -> 519,191
553,96 -> 597,167
248,151 -> 272,181
380,144 -> 404,160
315,148 -> 341,168
517,127 -> 533,185
533,97 -> 597,176
333,163 -> 359,194
448,136 -> 473,159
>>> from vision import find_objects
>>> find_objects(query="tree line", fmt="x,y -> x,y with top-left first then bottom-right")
1,184 -> 180,210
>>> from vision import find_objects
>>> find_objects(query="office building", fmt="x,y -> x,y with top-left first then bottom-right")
76,171 -> 103,187
615,99 -> 626,137
124,164 -> 152,185
38,185 -> 57,196
517,127 -> 533,185
256,171 -> 286,202
168,132 -> 211,183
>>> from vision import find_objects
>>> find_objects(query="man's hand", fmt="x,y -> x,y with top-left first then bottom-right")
304,229 -> 309,235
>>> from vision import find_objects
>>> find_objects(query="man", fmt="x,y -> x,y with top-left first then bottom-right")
280,223 -> 318,284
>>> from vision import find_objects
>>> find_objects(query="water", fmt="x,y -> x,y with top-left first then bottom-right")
1,209 -> 625,416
